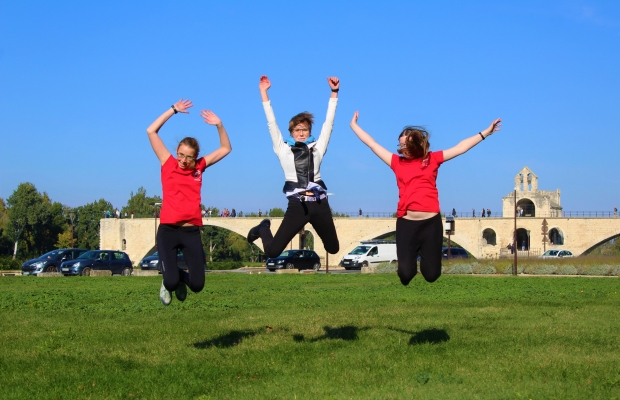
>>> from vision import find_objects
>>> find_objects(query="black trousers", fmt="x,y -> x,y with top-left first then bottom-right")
395,214 -> 443,286
259,197 -> 339,258
156,224 -> 205,293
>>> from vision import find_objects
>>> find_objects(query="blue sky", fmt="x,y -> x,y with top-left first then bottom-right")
1,0 -> 619,215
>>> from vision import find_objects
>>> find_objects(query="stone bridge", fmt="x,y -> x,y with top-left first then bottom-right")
100,216 -> 620,267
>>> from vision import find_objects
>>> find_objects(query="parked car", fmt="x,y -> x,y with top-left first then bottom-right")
139,250 -> 188,273
60,250 -> 133,276
442,247 -> 469,259
21,248 -> 87,276
539,249 -> 574,259
340,241 -> 397,270
266,250 -> 321,272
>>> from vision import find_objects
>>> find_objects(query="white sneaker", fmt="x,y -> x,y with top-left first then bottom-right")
175,281 -> 187,302
159,280 -> 172,306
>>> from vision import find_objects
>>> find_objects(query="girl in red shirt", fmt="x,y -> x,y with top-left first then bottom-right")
147,99 -> 231,305
350,111 -> 501,285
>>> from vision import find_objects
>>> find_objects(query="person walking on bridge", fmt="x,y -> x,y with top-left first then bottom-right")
247,75 -> 340,259
350,111 -> 501,286
147,99 -> 232,305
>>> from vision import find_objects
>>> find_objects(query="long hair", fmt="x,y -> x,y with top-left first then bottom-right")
398,126 -> 430,160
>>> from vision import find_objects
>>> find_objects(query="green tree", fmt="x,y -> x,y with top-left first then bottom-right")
0,199 -> 13,256
268,208 -> 285,217
6,183 -> 65,259
121,187 -> 162,218
74,199 -> 114,249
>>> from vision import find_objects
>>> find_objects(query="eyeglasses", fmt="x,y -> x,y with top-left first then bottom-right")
293,128 -> 310,133
177,152 -> 195,161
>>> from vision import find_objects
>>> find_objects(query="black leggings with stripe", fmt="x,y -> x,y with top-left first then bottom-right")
395,214 -> 443,286
157,224 -> 205,293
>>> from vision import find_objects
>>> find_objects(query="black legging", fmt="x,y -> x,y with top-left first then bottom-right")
156,224 -> 205,293
395,214 -> 443,286
258,197 -> 339,258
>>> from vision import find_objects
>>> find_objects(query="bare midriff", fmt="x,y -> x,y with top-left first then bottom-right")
172,222 -> 196,227
402,210 -> 438,221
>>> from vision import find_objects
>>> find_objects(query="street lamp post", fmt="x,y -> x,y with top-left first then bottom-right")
513,187 -> 518,275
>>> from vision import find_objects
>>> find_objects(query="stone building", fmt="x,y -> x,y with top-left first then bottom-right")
502,167 -> 562,219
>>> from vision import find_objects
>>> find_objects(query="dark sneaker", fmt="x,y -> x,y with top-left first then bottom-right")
247,219 -> 271,243
159,280 -> 172,306
175,281 -> 187,302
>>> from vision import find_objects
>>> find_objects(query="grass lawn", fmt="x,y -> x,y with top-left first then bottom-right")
1,273 -> 619,399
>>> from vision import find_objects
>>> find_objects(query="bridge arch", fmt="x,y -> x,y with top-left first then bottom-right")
582,233 -> 620,255
549,227 -> 564,245
482,228 -> 497,246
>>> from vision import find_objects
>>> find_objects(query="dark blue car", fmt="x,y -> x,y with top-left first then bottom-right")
22,248 -> 87,275
265,250 -> 321,272
60,250 -> 133,276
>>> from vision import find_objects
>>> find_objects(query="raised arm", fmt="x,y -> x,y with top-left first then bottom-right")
314,77 -> 340,153
200,110 -> 232,167
260,75 -> 289,154
146,99 -> 193,165
442,118 -> 502,161
259,75 -> 270,102
349,111 -> 392,166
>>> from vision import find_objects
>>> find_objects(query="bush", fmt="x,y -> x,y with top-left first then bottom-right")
502,264 -> 524,274
530,264 -> 557,275
556,265 -> 578,275
443,263 -> 473,274
611,266 -> 620,276
580,264 -> 612,276
472,264 -> 497,274
207,261 -> 244,270
0,256 -> 21,271
375,262 -> 397,274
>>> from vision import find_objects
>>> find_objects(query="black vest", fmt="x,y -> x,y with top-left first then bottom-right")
282,142 -> 327,193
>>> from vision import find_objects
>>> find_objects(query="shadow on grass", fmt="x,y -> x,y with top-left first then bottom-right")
388,327 -> 450,345
293,325 -> 370,342
194,330 -> 258,349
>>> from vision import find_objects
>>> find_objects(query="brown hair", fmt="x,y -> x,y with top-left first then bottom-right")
177,137 -> 200,157
398,126 -> 430,160
288,112 -> 314,133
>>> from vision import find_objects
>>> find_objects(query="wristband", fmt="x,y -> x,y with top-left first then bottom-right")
331,89 -> 339,93
171,105 -> 178,114
479,132 -> 485,140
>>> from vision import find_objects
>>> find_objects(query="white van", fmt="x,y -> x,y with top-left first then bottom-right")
339,241 -> 397,270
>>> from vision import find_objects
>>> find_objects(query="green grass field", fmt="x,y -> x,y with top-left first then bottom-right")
1,274 -> 619,399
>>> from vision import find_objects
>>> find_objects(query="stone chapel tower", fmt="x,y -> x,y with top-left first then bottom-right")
501,167 -> 562,218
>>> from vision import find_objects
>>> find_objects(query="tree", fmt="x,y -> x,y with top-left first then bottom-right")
0,199 -> 13,256
6,183 -> 65,259
74,199 -> 114,249
268,208 -> 285,217
121,187 -> 162,218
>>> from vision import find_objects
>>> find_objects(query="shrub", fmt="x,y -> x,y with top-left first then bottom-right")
611,266 -> 620,276
502,264 -> 524,274
443,263 -> 473,274
375,262 -> 397,274
472,264 -> 497,274
0,256 -> 21,271
580,264 -> 612,276
531,264 -> 557,275
556,265 -> 578,275
207,261 -> 244,270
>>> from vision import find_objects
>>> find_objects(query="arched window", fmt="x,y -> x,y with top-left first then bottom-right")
517,199 -> 535,217
482,228 -> 497,246
548,228 -> 564,245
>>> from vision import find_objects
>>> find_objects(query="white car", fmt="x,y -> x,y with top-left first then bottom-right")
539,249 -> 574,259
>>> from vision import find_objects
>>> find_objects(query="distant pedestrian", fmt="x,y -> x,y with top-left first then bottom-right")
258,209 -> 262,217
487,208 -> 491,218
481,208 -> 485,217
208,209 -> 212,217
201,209 -> 206,218
451,208 -> 456,218
472,208 -> 475,218
359,208 -> 363,218
521,240 -> 526,251
124,212 -> 128,218
614,206 -> 617,217
115,209 -> 120,219
232,208 -> 236,218
507,243 -> 513,254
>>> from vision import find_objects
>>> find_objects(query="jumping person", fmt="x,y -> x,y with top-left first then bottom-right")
350,111 -> 501,285
147,99 -> 231,305
247,76 -> 340,258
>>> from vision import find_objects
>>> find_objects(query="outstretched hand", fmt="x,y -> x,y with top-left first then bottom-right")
350,111 -> 359,127
173,99 -> 193,114
259,75 -> 271,92
201,110 -> 222,126
482,118 -> 502,137
327,76 -> 340,91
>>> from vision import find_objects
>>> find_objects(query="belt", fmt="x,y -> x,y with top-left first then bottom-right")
299,193 -> 327,202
